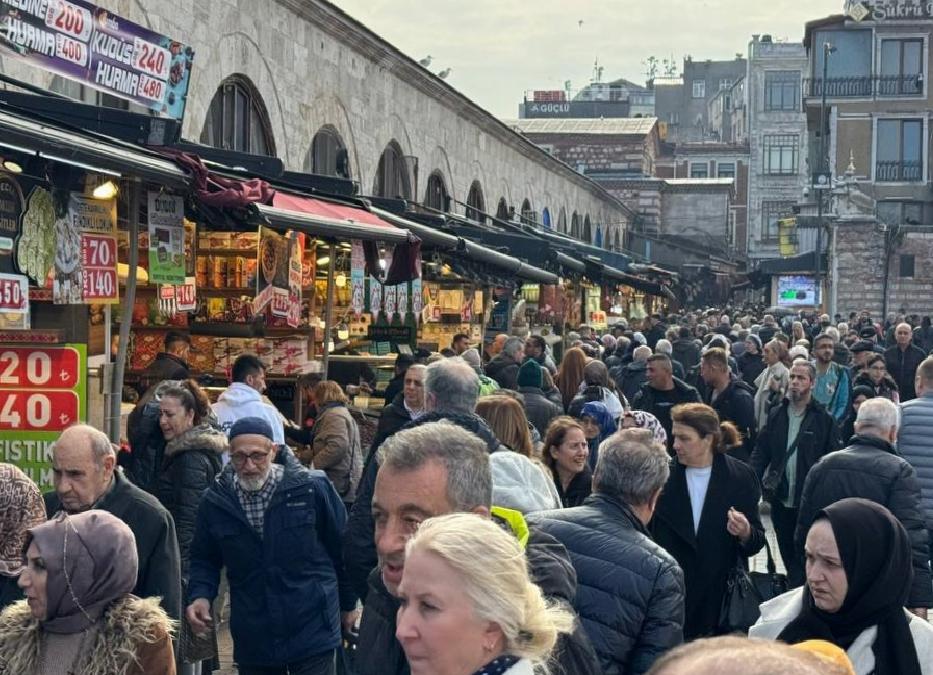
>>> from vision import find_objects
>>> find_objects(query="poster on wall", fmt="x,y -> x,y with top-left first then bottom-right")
253,226 -> 288,315
147,191 -> 185,285
397,283 -> 408,318
53,194 -> 117,305
0,0 -> 195,119
0,343 -> 87,491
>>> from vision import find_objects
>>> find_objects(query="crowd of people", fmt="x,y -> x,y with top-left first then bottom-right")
1,306 -> 933,674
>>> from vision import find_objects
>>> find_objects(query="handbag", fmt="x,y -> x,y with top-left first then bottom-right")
761,410 -> 811,502
748,540 -> 789,604
717,558 -> 763,635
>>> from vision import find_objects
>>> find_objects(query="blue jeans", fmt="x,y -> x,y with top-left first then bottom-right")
238,650 -> 336,675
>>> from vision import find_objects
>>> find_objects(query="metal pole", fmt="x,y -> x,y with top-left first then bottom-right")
109,178 -> 140,442
815,42 -> 830,311
321,243 -> 337,380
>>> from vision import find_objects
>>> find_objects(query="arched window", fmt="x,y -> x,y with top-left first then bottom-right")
558,208 -> 567,234
373,141 -> 411,200
594,225 -> 603,248
570,212 -> 581,238
496,198 -> 510,221
583,215 -> 592,243
542,207 -> 551,229
520,198 -> 536,225
466,181 -> 486,224
200,76 -> 275,156
306,126 -> 349,178
614,229 -> 622,252
424,171 -> 449,211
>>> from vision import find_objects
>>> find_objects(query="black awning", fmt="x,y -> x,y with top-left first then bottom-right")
756,250 -> 828,275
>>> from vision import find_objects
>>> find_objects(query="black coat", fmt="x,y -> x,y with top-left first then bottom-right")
553,464 -> 593,508
44,469 -> 182,621
631,378 -> 702,452
369,392 -> 412,458
382,373 -> 405,406
137,352 -> 190,395
749,398 -> 841,506
154,424 -> 225,578
485,353 -> 520,390
795,435 -> 933,608
610,360 -> 648,404
672,338 -> 701,372
705,378 -> 757,463
884,343 -> 927,401
529,494 -> 685,675
651,454 -> 765,639
737,352 -> 766,388
517,386 -> 563,437
354,517 -> 604,675
125,390 -> 169,494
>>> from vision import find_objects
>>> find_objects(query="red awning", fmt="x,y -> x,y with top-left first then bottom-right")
272,192 -> 395,230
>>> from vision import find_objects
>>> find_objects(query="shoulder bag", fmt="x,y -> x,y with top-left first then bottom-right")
760,409 -> 812,502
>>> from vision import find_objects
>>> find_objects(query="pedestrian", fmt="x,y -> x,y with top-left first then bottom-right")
885,323 -> 927,402
125,378 -> 187,494
795,398 -> 932,616
620,409 -> 669,447
899,357 -> 933,578
750,499 -> 933,675
475,395 -> 535,457
514,359 -> 563,437
396,513 -> 575,675
754,339 -> 791,432
486,337 -> 524,390
812,334 -> 851,423
672,326 -> 701,372
358,421 -> 602,675
524,334 -> 557,375
303,380 -> 363,509
541,416 -> 592,508
555,347 -> 588,411
284,372 -> 324,447
382,353 -> 415,404
186,416 -> 354,675
750,362 -> 840,587
853,355 -> 899,402
612,344 -> 651,403
913,316 -> 933,354
652,403 -> 765,639
699,348 -> 756,463
451,332 -> 471,356
839,385 -> 875,443
0,464 -> 45,611
738,334 -> 767,388
848,340 -> 876,380
137,329 -> 192,395
656,339 -> 686,381
212,354 -> 285,445
489,450 -> 562,514
632,354 -> 701,453
0,510 -> 176,674
576,401 -> 617,470
529,428 -> 685,675
45,425 -> 182,622
368,364 -> 425,458
568,360 -> 626,421
647,636 -> 851,675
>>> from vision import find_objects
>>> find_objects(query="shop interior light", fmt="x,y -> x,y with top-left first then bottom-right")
335,273 -> 347,287
92,180 -> 119,200
378,259 -> 387,270
1,159 -> 22,174
316,256 -> 330,266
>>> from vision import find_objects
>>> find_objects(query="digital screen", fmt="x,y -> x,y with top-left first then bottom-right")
776,275 -> 816,306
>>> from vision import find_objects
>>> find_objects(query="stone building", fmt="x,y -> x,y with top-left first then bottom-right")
656,56 -> 748,143
0,0 -> 630,247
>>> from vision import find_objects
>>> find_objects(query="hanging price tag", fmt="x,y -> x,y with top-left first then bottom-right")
0,274 -> 28,313
175,277 -> 197,312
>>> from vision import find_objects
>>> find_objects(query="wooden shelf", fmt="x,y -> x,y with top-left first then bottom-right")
123,322 -> 315,337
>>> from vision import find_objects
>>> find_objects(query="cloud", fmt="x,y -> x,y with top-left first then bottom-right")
330,0 -> 842,117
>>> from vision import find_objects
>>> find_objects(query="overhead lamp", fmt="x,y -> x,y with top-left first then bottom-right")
378,259 -> 387,270
316,256 -> 330,266
335,273 -> 347,287
92,180 -> 118,200
1,159 -> 22,174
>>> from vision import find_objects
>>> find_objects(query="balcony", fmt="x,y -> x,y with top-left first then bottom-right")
804,74 -> 924,98
875,160 -> 923,182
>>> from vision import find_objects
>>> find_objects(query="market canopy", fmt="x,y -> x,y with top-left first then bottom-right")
265,193 -> 414,244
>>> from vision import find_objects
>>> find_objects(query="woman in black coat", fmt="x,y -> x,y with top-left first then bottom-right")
651,402 -> 765,640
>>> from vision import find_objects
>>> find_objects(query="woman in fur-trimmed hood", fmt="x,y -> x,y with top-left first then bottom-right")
0,509 -> 175,675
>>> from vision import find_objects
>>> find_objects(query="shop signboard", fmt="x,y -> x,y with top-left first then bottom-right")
0,0 -> 195,119
845,0 -> 933,21
54,193 -> 117,304
147,191 -> 185,285
0,343 -> 86,491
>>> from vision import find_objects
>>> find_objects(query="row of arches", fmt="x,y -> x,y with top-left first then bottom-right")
197,75 -> 621,249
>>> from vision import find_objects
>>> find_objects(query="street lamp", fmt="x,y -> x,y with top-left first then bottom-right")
815,42 -> 836,309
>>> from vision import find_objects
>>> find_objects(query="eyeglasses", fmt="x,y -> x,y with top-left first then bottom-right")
230,450 -> 271,467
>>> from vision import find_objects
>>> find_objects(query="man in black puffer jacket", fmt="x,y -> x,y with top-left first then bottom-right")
796,398 -> 933,615
529,429 -> 684,675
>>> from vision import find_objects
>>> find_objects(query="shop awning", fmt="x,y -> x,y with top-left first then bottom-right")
755,250 -> 827,276
445,223 -> 586,278
258,194 -> 414,244
373,208 -> 559,285
0,106 -> 189,187
599,263 -> 675,299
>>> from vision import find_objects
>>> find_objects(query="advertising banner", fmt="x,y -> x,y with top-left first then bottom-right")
54,193 -> 117,304
147,191 -> 185,285
253,226 -> 287,315
0,343 -> 87,491
350,240 -> 364,317
0,0 -> 195,119
286,232 -> 303,328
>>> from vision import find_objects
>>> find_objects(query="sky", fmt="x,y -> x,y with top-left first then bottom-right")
330,0 -> 843,119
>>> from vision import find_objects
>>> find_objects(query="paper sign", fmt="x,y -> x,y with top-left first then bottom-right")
147,192 -> 185,285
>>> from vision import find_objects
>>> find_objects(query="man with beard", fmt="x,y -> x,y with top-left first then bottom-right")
186,417 -> 353,674
811,334 -> 851,424
751,362 -> 840,586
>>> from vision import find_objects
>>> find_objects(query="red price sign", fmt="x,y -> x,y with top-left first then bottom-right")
175,280 -> 196,312
0,347 -> 80,389
133,37 -> 170,79
45,0 -> 93,42
80,234 -> 118,302
0,390 -> 80,431
0,275 -> 27,312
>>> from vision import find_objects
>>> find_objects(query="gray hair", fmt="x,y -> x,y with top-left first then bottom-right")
502,337 -> 524,359
53,424 -> 116,469
855,397 -> 900,434
633,345 -> 652,362
377,421 -> 492,510
593,428 -> 670,507
791,360 -> 816,382
424,356 -> 479,414
655,339 -> 672,356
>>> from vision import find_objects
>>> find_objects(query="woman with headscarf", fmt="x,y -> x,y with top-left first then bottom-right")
619,409 -> 668,447
853,355 -> 899,403
568,359 -> 627,421
0,464 -> 46,611
0,509 -> 176,674
576,401 -> 617,470
840,386 -> 876,444
750,498 -> 933,675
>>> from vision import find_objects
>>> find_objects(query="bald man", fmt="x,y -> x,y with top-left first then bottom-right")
45,424 -> 181,621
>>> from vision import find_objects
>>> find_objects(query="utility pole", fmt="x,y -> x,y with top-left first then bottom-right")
815,42 -> 835,310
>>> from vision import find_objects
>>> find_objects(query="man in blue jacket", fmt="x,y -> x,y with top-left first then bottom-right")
186,417 -> 354,675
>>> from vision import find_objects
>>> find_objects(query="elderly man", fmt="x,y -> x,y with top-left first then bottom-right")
356,421 -> 600,675
885,322 -> 927,402
484,333 -> 508,364
369,364 -> 426,455
655,338 -> 685,380
186,417 -> 353,675
612,344 -> 652,403
485,335 -> 524,390
795,397 -> 932,617
45,424 -> 181,621
529,429 -> 685,675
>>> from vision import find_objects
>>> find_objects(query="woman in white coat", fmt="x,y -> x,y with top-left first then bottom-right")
750,498 -> 933,675
395,513 -> 574,675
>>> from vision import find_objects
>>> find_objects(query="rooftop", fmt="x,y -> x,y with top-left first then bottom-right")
504,117 -> 659,136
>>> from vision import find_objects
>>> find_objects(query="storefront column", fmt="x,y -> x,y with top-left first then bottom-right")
321,243 -> 337,379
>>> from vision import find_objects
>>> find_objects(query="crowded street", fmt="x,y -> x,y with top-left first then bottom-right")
1,0 -> 933,674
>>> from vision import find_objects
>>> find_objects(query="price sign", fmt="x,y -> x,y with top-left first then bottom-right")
44,0 -> 94,42
133,37 -> 171,79
0,274 -> 28,313
80,234 -> 118,302
0,343 -> 86,491
175,277 -> 197,312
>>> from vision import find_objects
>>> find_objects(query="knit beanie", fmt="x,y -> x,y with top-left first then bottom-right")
516,359 -> 543,389
745,334 -> 762,352
229,416 -> 274,441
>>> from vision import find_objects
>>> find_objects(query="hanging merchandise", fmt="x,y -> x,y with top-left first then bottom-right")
384,283 -> 397,321
54,193 -> 118,305
411,277 -> 422,322
286,233 -> 304,328
350,240 -> 364,317
370,276 -> 382,322
147,191 -> 185,285
397,282 -> 408,318
253,226 -> 292,316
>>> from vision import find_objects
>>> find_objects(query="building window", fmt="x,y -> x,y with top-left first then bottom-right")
876,119 -> 923,182
690,162 -> 709,178
761,200 -> 795,241
520,198 -> 536,225
762,134 -> 798,175
900,254 -> 915,278
879,39 -> 923,96
764,71 -> 800,111
424,172 -> 448,211
877,201 -> 925,226
719,79 -> 732,91
466,181 -> 485,224
200,77 -> 275,156
692,81 -> 706,98
717,162 -> 736,178
305,126 -> 349,178
374,141 -> 412,199
811,29 -> 872,96
496,198 -> 510,221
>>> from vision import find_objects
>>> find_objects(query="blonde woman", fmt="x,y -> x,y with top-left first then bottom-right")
396,513 -> 574,675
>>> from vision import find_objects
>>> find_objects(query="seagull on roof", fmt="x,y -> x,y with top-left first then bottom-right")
419,55 -> 433,67
438,68 -> 452,79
